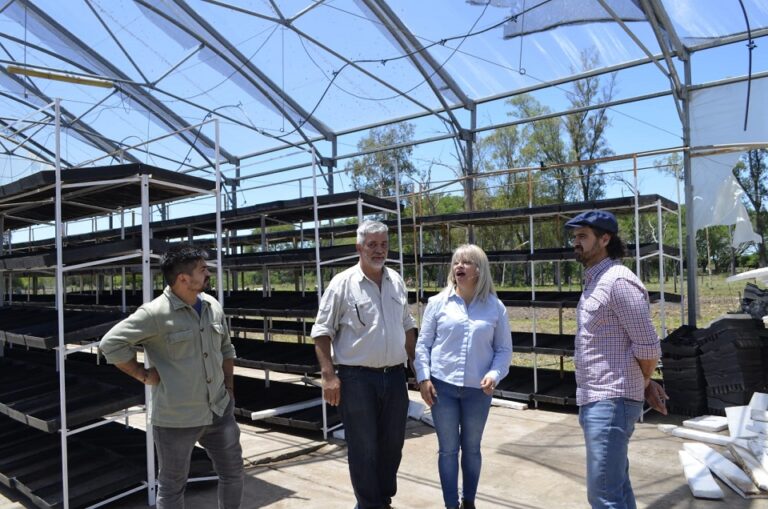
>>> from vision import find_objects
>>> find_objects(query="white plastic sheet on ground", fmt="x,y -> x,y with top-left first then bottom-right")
690,77 -> 768,246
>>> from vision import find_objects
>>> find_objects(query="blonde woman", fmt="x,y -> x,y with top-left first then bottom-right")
415,244 -> 513,509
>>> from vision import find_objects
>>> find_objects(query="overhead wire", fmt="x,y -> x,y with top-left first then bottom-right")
0,0 -> 701,176
272,1 -> 531,141
296,2 -> 491,103
736,0 -> 756,131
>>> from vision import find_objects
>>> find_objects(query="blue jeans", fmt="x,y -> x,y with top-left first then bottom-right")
430,377 -> 492,509
338,365 -> 409,509
153,397 -> 244,509
579,398 -> 644,509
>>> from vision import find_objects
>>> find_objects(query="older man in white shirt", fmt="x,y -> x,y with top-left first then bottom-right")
312,220 -> 417,509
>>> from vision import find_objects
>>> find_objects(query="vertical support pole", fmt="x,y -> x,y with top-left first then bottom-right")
682,56 -> 697,326
121,208 -> 126,313
215,119 -> 224,306
311,149 -> 327,440
328,138 -> 337,195
657,200 -> 667,337
54,98 -> 70,509
633,155 -> 641,278
527,169 -> 537,405
675,164 -> 685,325
394,159 -> 404,277
231,159 -> 240,292
418,224 -> 424,327
466,110 -> 476,244
0,216 -> 5,308
141,173 -> 156,506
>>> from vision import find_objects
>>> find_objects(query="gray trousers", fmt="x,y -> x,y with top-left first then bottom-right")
153,398 -> 244,509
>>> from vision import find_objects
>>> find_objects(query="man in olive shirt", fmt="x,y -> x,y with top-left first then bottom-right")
99,244 -> 243,509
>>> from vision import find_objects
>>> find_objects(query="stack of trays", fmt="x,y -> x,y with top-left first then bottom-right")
698,319 -> 768,414
661,325 -> 707,416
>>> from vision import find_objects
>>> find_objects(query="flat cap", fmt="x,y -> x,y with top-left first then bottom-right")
564,210 -> 618,233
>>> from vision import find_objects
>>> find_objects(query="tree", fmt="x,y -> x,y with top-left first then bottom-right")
564,49 -> 616,201
695,224 -> 749,275
345,122 -> 417,197
653,152 -> 683,180
509,94 -> 573,204
733,149 -> 768,266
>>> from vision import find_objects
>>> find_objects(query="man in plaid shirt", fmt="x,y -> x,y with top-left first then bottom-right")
566,210 -> 668,509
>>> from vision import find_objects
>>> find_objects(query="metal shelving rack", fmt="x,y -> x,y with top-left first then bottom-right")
0,101 -> 222,509
414,173 -> 684,407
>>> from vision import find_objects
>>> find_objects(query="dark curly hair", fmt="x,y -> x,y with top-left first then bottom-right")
590,227 -> 627,259
160,244 -> 209,286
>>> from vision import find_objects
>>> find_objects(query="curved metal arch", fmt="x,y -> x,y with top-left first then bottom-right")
359,0 -> 471,132
0,68 -> 141,164
198,0 -> 460,133
158,0 -> 333,143
9,0 -> 235,166
0,116 -> 73,167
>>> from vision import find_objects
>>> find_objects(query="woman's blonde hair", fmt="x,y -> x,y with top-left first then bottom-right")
445,244 -> 495,302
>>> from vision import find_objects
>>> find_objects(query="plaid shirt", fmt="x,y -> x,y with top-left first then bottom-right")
574,257 -> 661,406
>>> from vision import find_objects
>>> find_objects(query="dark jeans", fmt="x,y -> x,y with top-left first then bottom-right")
153,398 -> 244,509
338,365 -> 409,509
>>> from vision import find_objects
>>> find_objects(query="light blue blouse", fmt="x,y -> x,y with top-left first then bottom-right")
415,288 -> 513,388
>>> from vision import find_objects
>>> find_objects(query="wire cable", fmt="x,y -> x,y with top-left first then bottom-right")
737,0 -> 756,131
271,1 -> 556,141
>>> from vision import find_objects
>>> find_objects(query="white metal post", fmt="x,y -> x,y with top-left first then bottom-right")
634,155 -> 641,278
528,171 -> 537,403
120,208 -> 126,313
141,173 -> 156,505
215,119 -> 224,306
675,164 -> 685,324
657,200 -> 667,336
311,149 -> 327,439
54,98 -> 70,509
394,160 -> 404,276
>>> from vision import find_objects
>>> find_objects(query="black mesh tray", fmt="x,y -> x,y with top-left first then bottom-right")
233,375 -> 340,431
0,306 -> 126,349
0,357 -> 143,433
232,338 -> 319,373
513,332 -> 575,356
495,366 -> 577,405
223,291 -> 319,318
0,414 -> 213,509
230,317 -> 312,336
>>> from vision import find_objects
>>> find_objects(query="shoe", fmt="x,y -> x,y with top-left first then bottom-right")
460,500 -> 476,509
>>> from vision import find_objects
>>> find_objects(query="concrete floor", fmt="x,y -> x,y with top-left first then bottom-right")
2,398 -> 768,509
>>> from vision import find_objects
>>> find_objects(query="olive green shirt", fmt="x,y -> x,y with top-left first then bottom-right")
99,286 -> 235,427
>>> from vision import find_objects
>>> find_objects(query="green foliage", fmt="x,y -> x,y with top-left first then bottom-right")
344,122 -> 417,197
733,149 -> 768,266
653,152 -> 683,180
564,49 -> 615,201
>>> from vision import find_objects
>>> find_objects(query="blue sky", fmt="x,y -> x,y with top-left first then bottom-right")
1,1 -> 766,240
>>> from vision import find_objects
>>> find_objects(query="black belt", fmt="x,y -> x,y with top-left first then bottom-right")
338,364 -> 404,373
